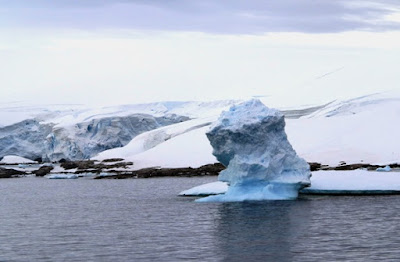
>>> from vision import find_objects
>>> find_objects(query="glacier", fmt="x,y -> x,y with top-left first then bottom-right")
198,99 -> 311,202
0,100 -> 238,163
0,113 -> 188,162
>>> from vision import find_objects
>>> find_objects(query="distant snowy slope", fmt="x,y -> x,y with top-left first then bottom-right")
0,100 -> 238,128
0,102 -> 86,127
41,100 -> 238,127
286,91 -> 400,166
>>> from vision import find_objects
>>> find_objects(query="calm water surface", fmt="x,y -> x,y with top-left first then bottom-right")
1,176 -> 400,261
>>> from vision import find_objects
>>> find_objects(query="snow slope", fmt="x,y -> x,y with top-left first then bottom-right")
0,155 -> 37,164
94,91 -> 400,168
95,119 -> 217,169
95,117 -> 215,161
123,126 -> 217,169
286,92 -> 400,166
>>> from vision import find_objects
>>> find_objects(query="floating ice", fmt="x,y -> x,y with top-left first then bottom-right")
197,100 -> 310,202
301,170 -> 400,194
47,174 -> 78,179
376,165 -> 391,172
179,181 -> 228,196
181,170 -> 400,197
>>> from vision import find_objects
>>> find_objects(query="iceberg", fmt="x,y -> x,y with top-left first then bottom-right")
181,170 -> 400,197
197,100 -> 310,202
301,170 -> 400,194
179,181 -> 228,196
376,165 -> 391,172
47,174 -> 79,179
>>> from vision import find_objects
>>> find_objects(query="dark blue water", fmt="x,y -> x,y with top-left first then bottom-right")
1,176 -> 400,261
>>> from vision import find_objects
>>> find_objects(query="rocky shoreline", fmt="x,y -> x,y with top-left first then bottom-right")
93,163 -> 225,179
1,159 -> 399,179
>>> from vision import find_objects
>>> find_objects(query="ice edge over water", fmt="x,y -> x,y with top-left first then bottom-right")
197,99 -> 311,202
196,182 -> 304,202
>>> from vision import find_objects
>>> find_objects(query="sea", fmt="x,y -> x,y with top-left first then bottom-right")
1,176 -> 400,262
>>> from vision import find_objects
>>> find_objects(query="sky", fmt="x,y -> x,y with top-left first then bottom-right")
1,0 -> 400,107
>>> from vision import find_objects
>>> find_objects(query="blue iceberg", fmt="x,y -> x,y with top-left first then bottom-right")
376,165 -> 391,172
197,99 -> 311,202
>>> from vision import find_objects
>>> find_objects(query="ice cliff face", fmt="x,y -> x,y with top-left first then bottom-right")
199,99 -> 311,202
0,119 -> 53,161
0,114 -> 188,162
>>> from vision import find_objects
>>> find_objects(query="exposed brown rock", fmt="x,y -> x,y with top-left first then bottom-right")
102,158 -> 124,163
60,160 -> 133,173
61,160 -> 95,170
307,162 -> 398,171
94,163 -> 225,179
308,162 -> 321,171
32,166 -> 54,176
0,167 -> 26,178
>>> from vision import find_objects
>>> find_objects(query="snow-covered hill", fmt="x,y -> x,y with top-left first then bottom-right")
286,92 -> 400,166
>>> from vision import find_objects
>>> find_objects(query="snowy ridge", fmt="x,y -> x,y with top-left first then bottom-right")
305,91 -> 400,118
0,100 -> 239,128
286,91 -> 400,166
0,102 -> 86,127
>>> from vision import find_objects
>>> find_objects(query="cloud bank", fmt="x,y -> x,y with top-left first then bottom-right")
1,0 -> 400,33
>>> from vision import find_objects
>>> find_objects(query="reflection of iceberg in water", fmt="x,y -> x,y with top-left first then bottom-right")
215,201 -> 311,261
197,100 -> 311,202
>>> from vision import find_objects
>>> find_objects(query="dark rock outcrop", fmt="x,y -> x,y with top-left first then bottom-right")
94,163 -> 225,179
102,158 -> 124,163
61,160 -> 133,173
0,167 -> 26,178
32,166 -> 54,176
306,162 -> 399,171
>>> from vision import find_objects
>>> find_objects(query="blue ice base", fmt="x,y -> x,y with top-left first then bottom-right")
196,181 -> 305,202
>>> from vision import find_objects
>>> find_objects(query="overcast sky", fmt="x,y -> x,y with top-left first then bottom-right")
1,1 -> 400,106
